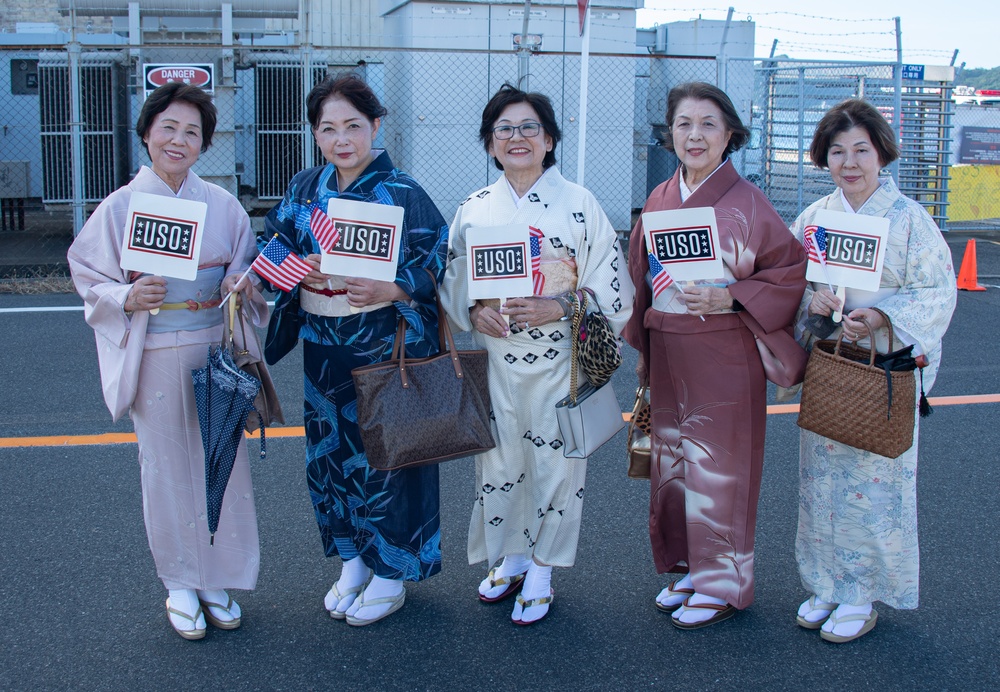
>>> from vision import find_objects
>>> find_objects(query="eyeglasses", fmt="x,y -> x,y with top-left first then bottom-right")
492,122 -> 542,140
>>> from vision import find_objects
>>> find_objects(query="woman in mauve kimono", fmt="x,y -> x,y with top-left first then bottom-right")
790,99 -> 956,644
68,83 -> 266,641
261,74 -> 448,626
440,84 -> 634,625
624,82 -> 807,630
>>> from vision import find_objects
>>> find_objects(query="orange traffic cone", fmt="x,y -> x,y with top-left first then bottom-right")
957,239 -> 986,291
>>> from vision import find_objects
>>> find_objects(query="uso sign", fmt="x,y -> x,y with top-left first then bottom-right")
127,212 -> 197,260
650,225 -> 716,265
144,63 -> 214,97
472,242 -> 528,281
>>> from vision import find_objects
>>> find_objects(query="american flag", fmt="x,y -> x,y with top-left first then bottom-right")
251,236 -> 312,293
529,226 -> 545,295
648,252 -> 674,299
310,206 -> 340,253
803,225 -> 828,267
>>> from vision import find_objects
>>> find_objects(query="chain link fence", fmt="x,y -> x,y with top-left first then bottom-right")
2,42 -> 993,287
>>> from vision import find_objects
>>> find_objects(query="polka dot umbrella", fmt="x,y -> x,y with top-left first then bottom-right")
191,345 -> 261,544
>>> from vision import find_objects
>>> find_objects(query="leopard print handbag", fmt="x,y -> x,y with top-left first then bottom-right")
571,289 -> 623,388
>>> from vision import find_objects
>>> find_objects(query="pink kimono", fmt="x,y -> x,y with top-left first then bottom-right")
624,160 -> 806,609
68,166 -> 267,591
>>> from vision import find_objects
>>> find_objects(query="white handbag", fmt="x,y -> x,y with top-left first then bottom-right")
555,380 -> 626,459
555,301 -> 625,459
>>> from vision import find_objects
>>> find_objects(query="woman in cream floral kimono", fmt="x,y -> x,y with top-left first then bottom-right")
790,99 -> 956,643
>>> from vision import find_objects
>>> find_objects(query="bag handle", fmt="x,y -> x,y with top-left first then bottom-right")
391,269 -> 463,389
831,308 -> 896,368
568,289 -> 588,404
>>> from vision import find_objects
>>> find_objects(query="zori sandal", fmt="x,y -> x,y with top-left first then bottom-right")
671,599 -> 737,630
796,595 -> 837,630
512,589 -> 554,626
479,566 -> 527,604
166,598 -> 207,641
820,609 -> 878,643
655,579 -> 696,613
199,594 -> 242,630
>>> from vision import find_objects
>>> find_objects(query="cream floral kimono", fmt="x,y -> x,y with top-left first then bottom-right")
791,176 -> 956,609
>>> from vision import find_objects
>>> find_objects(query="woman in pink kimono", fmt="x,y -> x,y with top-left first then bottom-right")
68,83 -> 267,641
624,82 -> 807,629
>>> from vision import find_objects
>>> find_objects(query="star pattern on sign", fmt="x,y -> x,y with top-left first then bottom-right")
698,230 -> 711,254
655,235 -> 666,255
522,353 -> 538,364
380,234 -> 390,254
543,348 -> 558,360
865,241 -> 876,263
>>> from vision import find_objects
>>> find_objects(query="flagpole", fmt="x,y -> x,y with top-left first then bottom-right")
576,5 -> 590,186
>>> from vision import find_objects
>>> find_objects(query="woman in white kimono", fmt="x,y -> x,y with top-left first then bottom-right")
68,83 -> 267,641
440,84 -> 634,625
790,99 -> 956,643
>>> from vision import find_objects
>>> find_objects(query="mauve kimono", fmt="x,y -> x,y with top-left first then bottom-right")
624,160 -> 806,609
68,166 -> 267,591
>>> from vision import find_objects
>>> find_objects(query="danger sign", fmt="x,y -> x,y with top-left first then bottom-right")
143,63 -> 214,97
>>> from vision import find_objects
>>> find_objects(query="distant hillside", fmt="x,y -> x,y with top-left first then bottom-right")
957,66 -> 1000,90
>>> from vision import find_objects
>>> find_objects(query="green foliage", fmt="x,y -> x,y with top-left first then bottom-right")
957,66 -> 1000,90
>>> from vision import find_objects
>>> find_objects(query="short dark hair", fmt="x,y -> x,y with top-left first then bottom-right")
135,82 -> 216,154
479,83 -> 561,171
809,99 -> 899,168
307,73 -> 386,129
663,82 -> 750,158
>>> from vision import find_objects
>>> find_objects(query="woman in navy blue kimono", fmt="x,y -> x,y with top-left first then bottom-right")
261,74 -> 448,626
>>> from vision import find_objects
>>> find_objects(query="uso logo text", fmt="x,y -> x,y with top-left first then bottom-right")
651,226 -> 715,264
472,243 -> 528,280
330,220 -> 395,261
127,213 -> 196,259
824,231 -> 880,271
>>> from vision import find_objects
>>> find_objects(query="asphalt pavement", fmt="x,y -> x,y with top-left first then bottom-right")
1,232 -> 998,691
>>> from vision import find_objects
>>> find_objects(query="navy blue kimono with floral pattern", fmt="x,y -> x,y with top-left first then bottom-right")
263,151 -> 449,581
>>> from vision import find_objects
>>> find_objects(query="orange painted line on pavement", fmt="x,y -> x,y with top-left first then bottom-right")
0,427 -> 308,449
4,393 -> 1000,449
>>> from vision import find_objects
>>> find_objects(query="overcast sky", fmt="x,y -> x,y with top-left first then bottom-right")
637,1 -> 995,70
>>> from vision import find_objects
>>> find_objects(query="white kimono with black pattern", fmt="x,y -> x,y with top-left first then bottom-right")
441,167 -> 634,567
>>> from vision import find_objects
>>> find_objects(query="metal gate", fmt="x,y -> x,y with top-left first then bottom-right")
249,58 -> 330,200
38,51 -> 129,204
738,59 -> 954,228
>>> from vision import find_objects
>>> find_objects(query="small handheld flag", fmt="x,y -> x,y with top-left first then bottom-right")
803,224 -> 834,292
529,226 -> 545,295
251,235 -> 312,293
310,206 -> 341,253
648,252 -> 674,299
